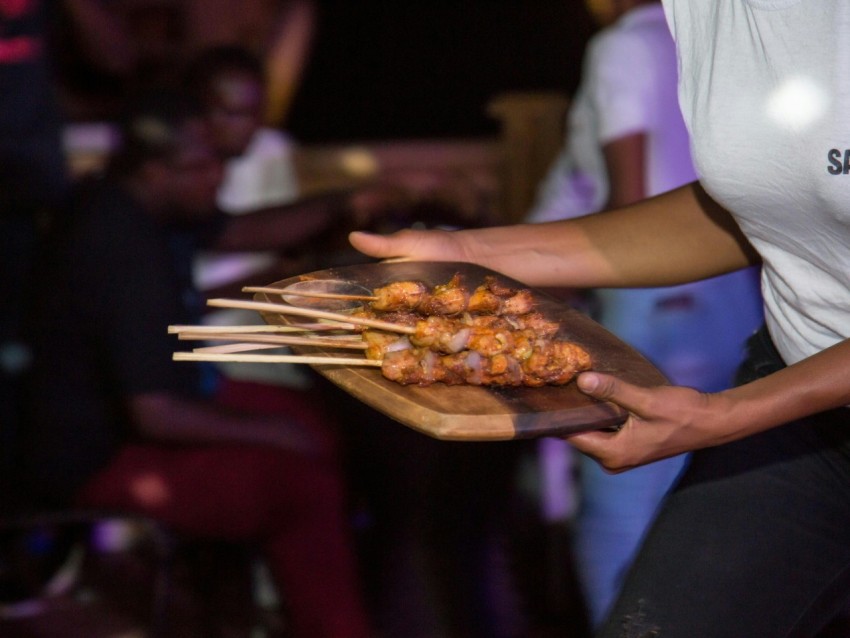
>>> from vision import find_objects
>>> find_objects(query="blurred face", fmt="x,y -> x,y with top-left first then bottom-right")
205,70 -> 265,158
163,120 -> 224,219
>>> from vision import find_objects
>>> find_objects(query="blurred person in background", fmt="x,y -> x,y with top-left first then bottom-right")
181,0 -> 317,127
24,91 -> 373,638
186,44 -> 330,395
525,0 -> 762,625
184,44 -> 423,385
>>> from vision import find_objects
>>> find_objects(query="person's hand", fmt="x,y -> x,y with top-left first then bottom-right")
349,227 -> 474,263
566,371 -> 735,472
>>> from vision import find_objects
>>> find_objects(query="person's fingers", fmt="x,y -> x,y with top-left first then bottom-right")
350,228 -> 457,262
349,230 -> 410,260
576,371 -> 650,415
567,372 -> 653,471
570,374 -> 703,471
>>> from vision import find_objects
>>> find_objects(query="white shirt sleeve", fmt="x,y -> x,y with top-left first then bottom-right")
217,129 -> 300,213
588,30 -> 657,145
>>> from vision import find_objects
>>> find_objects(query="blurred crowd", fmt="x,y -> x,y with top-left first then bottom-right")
0,1 -> 764,638
0,2 -> 561,637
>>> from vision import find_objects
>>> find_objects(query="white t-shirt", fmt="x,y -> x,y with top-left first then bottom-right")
663,0 -> 850,366
194,128 -> 300,291
529,4 -> 763,390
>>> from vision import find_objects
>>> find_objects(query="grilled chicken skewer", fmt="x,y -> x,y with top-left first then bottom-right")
244,275 -> 535,316
204,297 -> 582,362
380,341 -> 591,387
177,279 -> 591,386
175,336 -> 591,387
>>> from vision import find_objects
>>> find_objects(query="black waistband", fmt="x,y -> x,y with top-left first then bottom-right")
735,324 -> 784,386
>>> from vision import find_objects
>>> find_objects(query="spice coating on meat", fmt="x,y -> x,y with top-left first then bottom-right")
371,280 -> 429,312
379,339 -> 591,387
416,273 -> 470,316
367,274 -> 535,316
349,275 -> 591,387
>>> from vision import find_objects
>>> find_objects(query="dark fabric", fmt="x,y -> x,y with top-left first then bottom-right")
24,179 -> 211,504
597,326 -> 850,638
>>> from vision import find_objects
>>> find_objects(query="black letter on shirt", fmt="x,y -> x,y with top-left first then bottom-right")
828,148 -> 842,175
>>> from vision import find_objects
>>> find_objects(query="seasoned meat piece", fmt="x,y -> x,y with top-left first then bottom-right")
522,341 -> 592,386
417,273 -> 469,316
466,325 -> 516,357
512,312 -> 560,338
371,280 -> 429,312
441,351 -> 485,385
467,285 -> 501,314
382,348 -> 458,386
501,289 -> 534,315
468,276 -> 535,315
362,331 -> 409,360
409,316 -> 461,351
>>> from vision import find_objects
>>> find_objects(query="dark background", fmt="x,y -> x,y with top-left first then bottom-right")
286,1 -> 595,142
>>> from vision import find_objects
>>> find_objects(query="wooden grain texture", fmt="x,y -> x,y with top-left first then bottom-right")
254,261 -> 668,441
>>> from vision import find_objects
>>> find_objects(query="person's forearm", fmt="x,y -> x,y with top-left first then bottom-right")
602,133 -> 646,209
716,339 -> 850,444
435,182 -> 758,288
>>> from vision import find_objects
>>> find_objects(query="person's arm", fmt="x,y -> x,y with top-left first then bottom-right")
349,180 -> 760,289
603,133 -> 645,208
567,337 -> 850,471
128,392 -> 327,457
211,183 -> 416,253
210,189 -> 352,252
527,134 -> 647,305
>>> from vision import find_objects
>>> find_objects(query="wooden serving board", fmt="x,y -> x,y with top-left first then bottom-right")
254,261 -> 667,441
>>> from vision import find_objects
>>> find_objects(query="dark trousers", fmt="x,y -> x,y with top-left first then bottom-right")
597,327 -> 850,638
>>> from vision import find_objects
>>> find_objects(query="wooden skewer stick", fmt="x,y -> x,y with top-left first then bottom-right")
282,320 -> 357,331
178,332 -> 368,349
193,343 -> 286,354
243,286 -> 377,302
206,298 -> 416,335
168,323 -> 343,335
174,352 -> 382,366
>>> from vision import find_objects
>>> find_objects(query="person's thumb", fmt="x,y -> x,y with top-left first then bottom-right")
349,229 -> 418,261
576,371 -> 647,414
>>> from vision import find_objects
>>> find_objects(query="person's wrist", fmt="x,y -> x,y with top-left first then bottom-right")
703,388 -> 757,447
